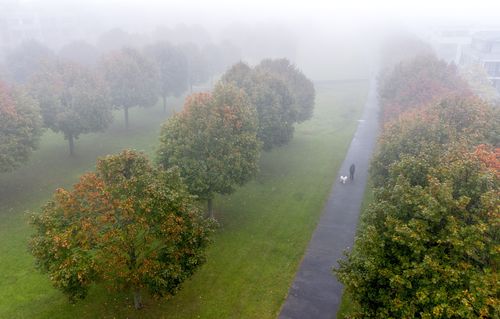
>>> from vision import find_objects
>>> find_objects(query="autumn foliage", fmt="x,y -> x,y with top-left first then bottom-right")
335,49 -> 499,318
0,81 -> 42,172
30,150 -> 214,309
378,55 -> 470,122
157,83 -> 260,217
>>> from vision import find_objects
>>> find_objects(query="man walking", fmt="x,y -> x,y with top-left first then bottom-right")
349,163 -> 355,181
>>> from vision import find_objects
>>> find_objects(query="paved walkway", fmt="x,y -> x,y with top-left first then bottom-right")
278,76 -> 380,319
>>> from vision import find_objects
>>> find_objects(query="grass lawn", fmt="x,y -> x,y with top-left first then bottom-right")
0,81 -> 367,318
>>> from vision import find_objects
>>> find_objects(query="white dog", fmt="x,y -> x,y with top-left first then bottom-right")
340,175 -> 348,184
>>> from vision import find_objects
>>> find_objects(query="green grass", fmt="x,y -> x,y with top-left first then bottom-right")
0,81 -> 368,318
336,178 -> 375,319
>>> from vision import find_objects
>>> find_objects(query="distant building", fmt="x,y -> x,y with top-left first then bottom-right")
460,31 -> 500,92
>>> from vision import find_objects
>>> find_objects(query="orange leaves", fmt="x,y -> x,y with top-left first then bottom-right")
379,55 -> 471,123
0,81 -> 17,117
30,149 -> 214,305
473,144 -> 500,177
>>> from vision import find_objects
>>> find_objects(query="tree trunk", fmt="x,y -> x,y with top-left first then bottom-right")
162,95 -> 167,113
68,133 -> 75,156
133,288 -> 143,309
207,198 -> 213,218
124,106 -> 129,129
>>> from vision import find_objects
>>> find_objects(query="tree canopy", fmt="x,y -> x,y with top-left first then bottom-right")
100,47 -> 158,128
378,54 -> 470,122
58,41 -> 101,67
256,58 -> 315,122
371,95 -> 496,188
157,83 -> 260,217
29,61 -> 113,155
0,81 -> 43,172
222,62 -> 296,150
180,43 -> 210,92
144,42 -> 189,112
5,40 -> 56,83
30,149 -> 214,309
336,146 -> 499,318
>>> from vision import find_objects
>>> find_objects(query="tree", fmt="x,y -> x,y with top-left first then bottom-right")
29,62 -> 112,156
378,54 -> 470,122
257,58 -> 315,122
335,148 -> 499,318
221,61 -> 253,88
180,43 -> 209,92
222,62 -> 296,150
5,40 -> 55,83
0,81 -> 43,172
29,149 -> 214,309
379,32 -> 434,72
157,83 -> 260,217
96,28 -> 148,53
100,48 -> 158,128
371,95 -> 495,187
59,41 -> 101,67
144,42 -> 188,112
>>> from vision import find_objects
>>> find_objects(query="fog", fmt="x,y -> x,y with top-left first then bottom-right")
2,0 -> 499,81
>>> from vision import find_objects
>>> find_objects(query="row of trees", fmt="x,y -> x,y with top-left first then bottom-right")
30,59 -> 315,308
335,52 -> 499,318
0,38 -> 239,170
221,59 -> 315,150
158,59 -> 315,216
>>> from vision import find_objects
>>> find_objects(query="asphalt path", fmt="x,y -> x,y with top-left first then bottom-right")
278,77 -> 380,319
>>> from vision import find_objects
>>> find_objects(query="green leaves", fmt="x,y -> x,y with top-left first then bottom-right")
100,48 -> 158,128
157,83 -> 260,216
222,59 -> 314,151
29,150 -> 214,307
28,61 -> 113,155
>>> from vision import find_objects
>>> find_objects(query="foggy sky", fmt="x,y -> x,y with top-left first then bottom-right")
6,0 -> 500,80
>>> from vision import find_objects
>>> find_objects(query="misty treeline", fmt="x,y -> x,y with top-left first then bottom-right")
335,35 -> 499,318
26,51 -> 314,307
0,27 -> 240,162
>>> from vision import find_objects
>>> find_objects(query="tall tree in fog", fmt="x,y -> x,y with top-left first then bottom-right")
157,83 -> 260,217
30,150 -> 214,309
59,41 -> 100,67
180,43 -> 209,92
223,62 -> 296,150
6,40 -> 55,83
100,48 -> 158,128
29,62 -> 112,156
0,81 -> 43,172
379,32 -> 434,71
221,61 -> 253,87
257,58 -> 315,122
96,28 -> 148,53
144,42 -> 188,112
378,54 -> 470,122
